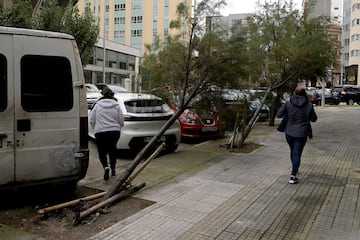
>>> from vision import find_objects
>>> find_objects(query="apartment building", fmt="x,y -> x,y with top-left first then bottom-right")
344,0 -> 360,85
306,0 -> 343,86
307,0 -> 343,24
206,13 -> 252,38
77,0 -> 192,55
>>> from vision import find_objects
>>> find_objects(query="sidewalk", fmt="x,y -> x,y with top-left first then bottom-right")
88,107 -> 360,240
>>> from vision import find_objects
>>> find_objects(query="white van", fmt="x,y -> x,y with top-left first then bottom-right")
0,27 -> 89,189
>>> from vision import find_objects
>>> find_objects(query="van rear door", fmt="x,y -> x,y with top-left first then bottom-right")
0,34 -> 15,186
13,34 -> 81,182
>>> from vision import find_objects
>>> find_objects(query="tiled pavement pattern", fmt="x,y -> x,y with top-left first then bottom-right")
89,107 -> 360,240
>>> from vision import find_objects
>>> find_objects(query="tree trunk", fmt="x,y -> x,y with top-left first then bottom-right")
101,107 -> 185,201
240,88 -> 271,146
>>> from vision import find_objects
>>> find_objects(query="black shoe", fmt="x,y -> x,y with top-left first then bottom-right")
104,167 -> 110,181
111,169 -> 116,177
289,175 -> 298,184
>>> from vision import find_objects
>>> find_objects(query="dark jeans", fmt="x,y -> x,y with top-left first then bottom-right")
285,135 -> 307,176
95,131 -> 120,170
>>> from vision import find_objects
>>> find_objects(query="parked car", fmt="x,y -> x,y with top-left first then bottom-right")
88,93 -> 181,153
95,83 -> 128,93
306,88 -> 321,105
178,109 -> 225,140
85,83 -> 102,109
332,85 -> 360,105
249,100 -> 270,121
316,88 -> 340,105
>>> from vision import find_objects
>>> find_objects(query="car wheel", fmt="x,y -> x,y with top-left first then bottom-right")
165,144 -> 178,153
347,99 -> 354,105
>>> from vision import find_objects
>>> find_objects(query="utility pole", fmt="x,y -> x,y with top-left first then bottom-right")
101,0 -> 106,84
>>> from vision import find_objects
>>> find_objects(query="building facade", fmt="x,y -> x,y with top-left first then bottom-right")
345,0 -> 360,85
306,0 -> 344,86
307,0 -> 343,24
85,38 -> 141,92
206,13 -> 252,38
77,0 -> 191,55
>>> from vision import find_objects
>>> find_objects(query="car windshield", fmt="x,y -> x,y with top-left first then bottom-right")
124,99 -> 171,113
86,84 -> 100,92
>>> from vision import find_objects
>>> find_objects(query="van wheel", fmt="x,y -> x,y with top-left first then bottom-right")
347,99 -> 354,105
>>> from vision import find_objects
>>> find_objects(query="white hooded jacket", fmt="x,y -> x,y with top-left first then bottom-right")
89,98 -> 124,134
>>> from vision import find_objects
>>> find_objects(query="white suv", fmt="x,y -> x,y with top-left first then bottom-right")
88,93 -> 181,153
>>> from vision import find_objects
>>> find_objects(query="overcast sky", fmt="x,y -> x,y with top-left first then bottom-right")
221,0 -> 304,15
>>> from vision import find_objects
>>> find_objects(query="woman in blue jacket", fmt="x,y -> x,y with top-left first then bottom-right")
277,86 -> 317,184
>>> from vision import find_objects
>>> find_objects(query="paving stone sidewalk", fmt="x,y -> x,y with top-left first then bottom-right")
89,107 -> 360,240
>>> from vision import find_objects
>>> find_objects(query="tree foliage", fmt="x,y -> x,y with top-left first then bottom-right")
0,0 -> 99,65
0,0 -> 33,28
228,0 -> 337,146
142,0 -> 246,103
104,0 -> 245,201
239,0 -> 336,91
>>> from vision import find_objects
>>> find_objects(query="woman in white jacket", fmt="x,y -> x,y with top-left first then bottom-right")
90,86 -> 124,180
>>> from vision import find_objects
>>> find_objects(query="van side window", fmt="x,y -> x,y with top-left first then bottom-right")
21,55 -> 73,112
0,54 -> 6,112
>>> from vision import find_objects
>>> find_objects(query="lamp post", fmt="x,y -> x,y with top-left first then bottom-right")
102,0 -> 106,84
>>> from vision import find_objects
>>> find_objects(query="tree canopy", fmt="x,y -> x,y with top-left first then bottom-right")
141,0 -> 338,147
0,0 -> 99,65
239,0 -> 337,91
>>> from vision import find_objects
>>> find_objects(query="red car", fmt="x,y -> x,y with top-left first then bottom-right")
179,109 -> 225,139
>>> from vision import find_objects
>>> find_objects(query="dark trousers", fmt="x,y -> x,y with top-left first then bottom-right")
286,135 -> 307,176
95,131 -> 120,170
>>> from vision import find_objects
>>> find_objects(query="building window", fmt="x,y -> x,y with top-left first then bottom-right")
115,29 -> 126,38
164,28 -> 169,36
132,3 -> 142,10
351,50 -> 360,56
164,0 -> 169,7
131,29 -> 142,37
115,17 -> 125,24
351,34 -> 360,42
153,28 -> 157,36
105,5 -> 109,12
131,16 -> 143,23
115,3 -> 126,11
352,19 -> 360,26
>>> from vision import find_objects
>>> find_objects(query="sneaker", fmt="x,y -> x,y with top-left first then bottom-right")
104,167 -> 110,181
289,175 -> 298,184
111,169 -> 116,177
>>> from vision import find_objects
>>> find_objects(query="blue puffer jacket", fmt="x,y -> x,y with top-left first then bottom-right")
277,95 -> 317,138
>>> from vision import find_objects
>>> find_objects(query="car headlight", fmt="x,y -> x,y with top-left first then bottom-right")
180,117 -> 196,124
